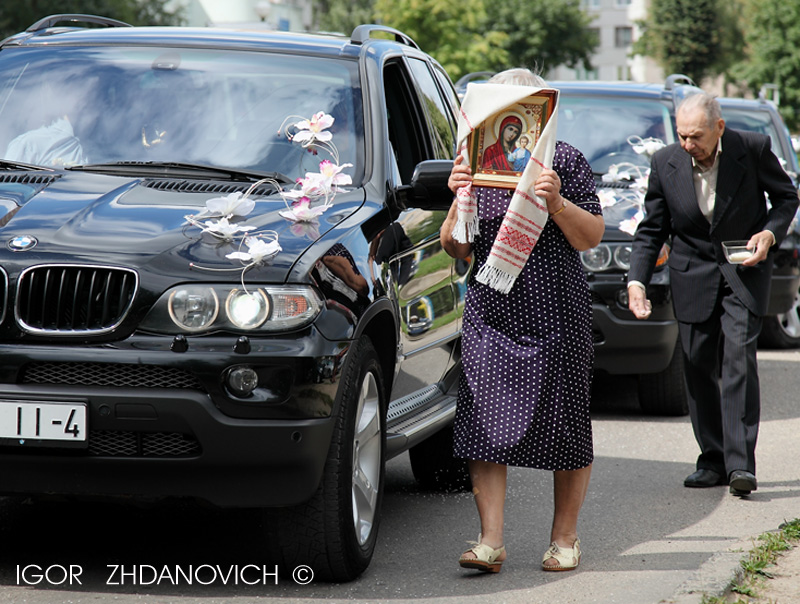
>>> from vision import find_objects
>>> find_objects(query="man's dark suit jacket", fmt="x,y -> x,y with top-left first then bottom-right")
629,128 -> 799,323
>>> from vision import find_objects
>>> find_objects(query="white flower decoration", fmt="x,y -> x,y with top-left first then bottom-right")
628,135 -> 665,156
279,197 -> 329,223
597,189 -> 620,208
602,164 -> 633,183
619,208 -> 645,236
204,191 -> 256,218
201,217 -> 255,241
291,112 -> 335,147
226,236 -> 281,264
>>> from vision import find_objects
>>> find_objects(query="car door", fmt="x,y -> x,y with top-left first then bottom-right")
381,57 -> 461,399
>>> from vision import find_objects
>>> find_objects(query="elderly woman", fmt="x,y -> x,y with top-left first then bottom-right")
442,68 -> 604,573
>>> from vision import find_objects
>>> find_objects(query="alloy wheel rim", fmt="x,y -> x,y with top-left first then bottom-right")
351,371 -> 381,546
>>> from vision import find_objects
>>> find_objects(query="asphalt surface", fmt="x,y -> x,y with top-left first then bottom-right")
1,349 -> 799,604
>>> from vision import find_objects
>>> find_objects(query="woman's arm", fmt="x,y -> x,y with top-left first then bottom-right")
536,169 -> 605,251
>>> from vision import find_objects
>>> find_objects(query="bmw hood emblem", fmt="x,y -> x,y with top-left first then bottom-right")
8,235 -> 38,251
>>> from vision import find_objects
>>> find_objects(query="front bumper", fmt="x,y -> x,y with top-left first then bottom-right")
588,272 -> 678,376
0,383 -> 336,507
0,329 -> 349,507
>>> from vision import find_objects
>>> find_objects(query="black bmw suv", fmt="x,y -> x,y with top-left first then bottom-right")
0,15 -> 466,581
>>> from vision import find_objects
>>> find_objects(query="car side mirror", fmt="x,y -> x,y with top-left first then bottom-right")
397,159 -> 454,211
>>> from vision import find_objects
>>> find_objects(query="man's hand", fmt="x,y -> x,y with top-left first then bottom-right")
741,230 -> 775,266
628,283 -> 652,319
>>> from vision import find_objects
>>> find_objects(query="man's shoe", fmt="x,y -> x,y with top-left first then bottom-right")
729,470 -> 757,496
684,469 -> 726,488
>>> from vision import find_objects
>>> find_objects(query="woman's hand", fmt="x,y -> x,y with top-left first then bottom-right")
448,155 -> 473,194
536,168 -> 605,251
534,169 -> 564,214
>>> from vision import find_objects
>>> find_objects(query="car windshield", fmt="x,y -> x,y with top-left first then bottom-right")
557,95 -> 676,174
0,46 -> 364,182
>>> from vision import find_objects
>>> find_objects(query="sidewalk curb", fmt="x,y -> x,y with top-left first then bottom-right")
664,538 -> 751,603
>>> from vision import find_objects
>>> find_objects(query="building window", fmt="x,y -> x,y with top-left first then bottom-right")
616,65 -> 632,80
615,26 -> 633,48
614,0 -> 632,6
576,66 -> 600,80
581,0 -> 601,9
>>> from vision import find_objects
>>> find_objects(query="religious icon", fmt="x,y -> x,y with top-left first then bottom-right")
468,90 -> 558,188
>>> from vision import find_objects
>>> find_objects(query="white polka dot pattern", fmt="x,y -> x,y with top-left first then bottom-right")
453,141 -> 601,471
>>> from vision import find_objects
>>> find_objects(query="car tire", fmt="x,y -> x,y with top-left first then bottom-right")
263,336 -> 386,582
637,341 -> 689,416
408,425 -> 471,492
759,292 -> 800,349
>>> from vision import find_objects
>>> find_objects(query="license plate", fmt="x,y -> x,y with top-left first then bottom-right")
0,400 -> 87,447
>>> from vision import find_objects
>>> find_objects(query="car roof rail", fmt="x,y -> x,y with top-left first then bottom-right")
759,83 -> 780,106
664,73 -> 697,90
26,14 -> 132,33
350,24 -> 420,50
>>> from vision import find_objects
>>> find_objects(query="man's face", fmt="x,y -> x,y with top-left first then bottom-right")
676,106 -> 725,167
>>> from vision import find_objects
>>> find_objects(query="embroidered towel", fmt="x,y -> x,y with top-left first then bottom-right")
453,83 -> 560,294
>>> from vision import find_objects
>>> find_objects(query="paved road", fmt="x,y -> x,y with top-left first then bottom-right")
2,349 -> 799,604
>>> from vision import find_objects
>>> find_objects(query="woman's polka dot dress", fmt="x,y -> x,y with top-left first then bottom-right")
453,141 -> 601,471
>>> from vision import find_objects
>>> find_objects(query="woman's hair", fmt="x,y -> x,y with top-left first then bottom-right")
489,68 -> 547,88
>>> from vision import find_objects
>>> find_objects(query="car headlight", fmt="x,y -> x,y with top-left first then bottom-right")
226,289 -> 269,329
141,284 -> 322,334
581,242 -> 669,273
581,243 -> 634,272
581,245 -> 612,272
613,245 -> 632,270
168,286 -> 219,331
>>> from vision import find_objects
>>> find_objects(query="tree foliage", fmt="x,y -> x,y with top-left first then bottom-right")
732,0 -> 800,131
311,0 -> 374,35
372,0 -> 508,81
486,0 -> 597,74
634,0 -> 721,84
0,0 -> 183,39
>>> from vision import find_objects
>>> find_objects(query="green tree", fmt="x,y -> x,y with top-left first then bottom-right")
373,0 -> 508,80
634,0 -> 721,84
0,0 -> 183,39
732,0 -> 800,131
312,0 -> 375,35
487,0 -> 597,74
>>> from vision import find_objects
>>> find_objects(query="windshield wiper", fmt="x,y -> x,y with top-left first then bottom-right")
66,161 -> 295,185
0,159 -> 53,172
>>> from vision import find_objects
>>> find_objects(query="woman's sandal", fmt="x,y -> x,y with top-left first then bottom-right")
459,535 -> 506,573
542,538 -> 581,571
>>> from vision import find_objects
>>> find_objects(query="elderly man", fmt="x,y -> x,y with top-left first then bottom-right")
627,92 -> 799,496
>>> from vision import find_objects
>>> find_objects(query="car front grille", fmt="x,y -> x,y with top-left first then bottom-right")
0,267 -> 7,325
88,430 -> 201,457
20,361 -> 206,391
16,265 -> 137,335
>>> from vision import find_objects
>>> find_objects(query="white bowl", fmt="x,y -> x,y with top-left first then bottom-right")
722,241 -> 754,264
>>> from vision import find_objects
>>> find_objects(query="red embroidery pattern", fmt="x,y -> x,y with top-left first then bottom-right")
498,225 -> 536,255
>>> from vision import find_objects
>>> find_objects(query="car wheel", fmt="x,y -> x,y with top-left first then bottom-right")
637,341 -> 689,416
409,425 -> 471,492
759,292 -> 800,349
264,336 -> 386,582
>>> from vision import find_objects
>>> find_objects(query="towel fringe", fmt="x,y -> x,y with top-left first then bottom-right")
476,264 -> 516,294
